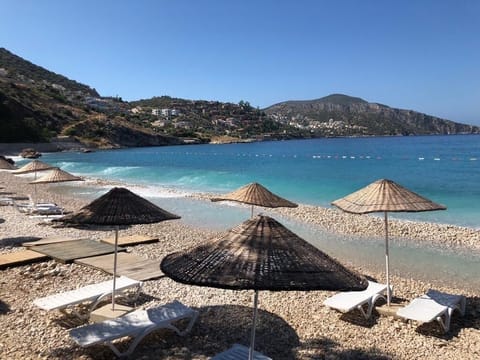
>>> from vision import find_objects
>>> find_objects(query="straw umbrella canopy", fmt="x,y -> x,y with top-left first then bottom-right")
56,187 -> 180,309
161,215 -> 367,359
13,160 -> 56,203
30,167 -> 83,184
0,157 -> 16,170
211,182 -> 298,217
331,178 -> 446,305
12,160 -> 55,176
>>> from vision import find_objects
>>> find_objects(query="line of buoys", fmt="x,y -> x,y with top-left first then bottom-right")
149,151 -> 479,162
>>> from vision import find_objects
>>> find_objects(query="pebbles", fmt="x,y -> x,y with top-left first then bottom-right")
1,172 -> 480,359
273,204 -> 479,253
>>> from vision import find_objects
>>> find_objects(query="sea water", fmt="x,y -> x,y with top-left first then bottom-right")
29,135 -> 480,289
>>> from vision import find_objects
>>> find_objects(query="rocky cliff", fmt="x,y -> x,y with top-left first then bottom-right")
264,94 -> 478,136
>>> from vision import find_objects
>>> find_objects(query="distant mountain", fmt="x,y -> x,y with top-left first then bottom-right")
0,48 -> 478,149
264,94 -> 479,136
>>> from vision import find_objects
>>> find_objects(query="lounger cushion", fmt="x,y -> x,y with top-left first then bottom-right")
212,343 -> 272,360
323,280 -> 387,312
397,289 -> 465,323
70,300 -> 196,347
34,276 -> 141,311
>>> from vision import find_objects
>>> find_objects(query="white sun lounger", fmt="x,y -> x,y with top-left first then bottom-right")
323,281 -> 390,319
34,276 -> 142,319
212,343 -> 272,360
396,289 -> 466,333
69,300 -> 198,357
13,200 -> 64,215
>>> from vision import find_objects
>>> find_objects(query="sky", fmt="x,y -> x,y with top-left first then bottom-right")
1,0 -> 479,125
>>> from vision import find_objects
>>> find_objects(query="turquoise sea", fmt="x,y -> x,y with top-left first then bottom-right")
29,135 -> 480,289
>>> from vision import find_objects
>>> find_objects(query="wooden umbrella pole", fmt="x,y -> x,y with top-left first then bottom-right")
33,171 -> 37,206
249,290 -> 259,360
112,226 -> 119,310
384,212 -> 391,306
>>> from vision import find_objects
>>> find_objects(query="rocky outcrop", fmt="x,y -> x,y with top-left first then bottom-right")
265,94 -> 479,136
19,148 -> 41,158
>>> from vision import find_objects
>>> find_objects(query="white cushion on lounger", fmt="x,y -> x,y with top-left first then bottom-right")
70,300 -> 198,357
323,280 -> 389,319
212,343 -> 272,360
397,289 -> 466,332
34,276 -> 141,319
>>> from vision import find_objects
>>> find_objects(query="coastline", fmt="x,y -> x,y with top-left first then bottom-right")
1,170 -> 480,359
2,132 -> 479,155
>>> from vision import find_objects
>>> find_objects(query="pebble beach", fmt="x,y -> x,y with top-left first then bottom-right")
1,170 -> 479,360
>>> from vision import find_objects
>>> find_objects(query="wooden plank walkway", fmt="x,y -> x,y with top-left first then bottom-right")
75,252 -> 163,281
0,250 -> 49,269
29,239 -> 126,264
100,234 -> 159,247
22,236 -> 87,247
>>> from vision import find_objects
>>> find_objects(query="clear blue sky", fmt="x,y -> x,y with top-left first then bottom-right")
1,0 -> 479,125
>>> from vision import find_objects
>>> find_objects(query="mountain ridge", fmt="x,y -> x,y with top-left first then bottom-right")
264,94 -> 476,137
0,48 -> 478,148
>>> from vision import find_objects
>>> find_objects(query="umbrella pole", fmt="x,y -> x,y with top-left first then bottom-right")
249,290 -> 259,360
112,226 -> 119,310
384,212 -> 391,306
33,171 -> 37,206
251,205 -> 254,218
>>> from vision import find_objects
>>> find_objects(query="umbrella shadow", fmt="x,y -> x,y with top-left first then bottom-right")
47,304 -> 300,359
0,236 -> 40,248
298,337 -> 393,359
336,275 -> 393,328
0,299 -> 10,314
338,309 -> 381,328
190,304 -> 300,359
412,295 -> 480,339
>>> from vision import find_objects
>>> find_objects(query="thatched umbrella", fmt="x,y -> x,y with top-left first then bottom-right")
30,167 -> 83,185
29,168 -> 84,207
0,157 -> 16,170
12,160 -> 56,203
211,182 -> 298,217
161,215 -> 367,359
332,179 -> 446,305
12,160 -> 54,177
56,187 -> 180,309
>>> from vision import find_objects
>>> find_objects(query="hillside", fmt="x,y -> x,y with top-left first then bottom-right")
264,94 -> 478,136
0,48 -> 98,97
129,96 -> 296,141
0,48 -> 478,149
0,48 -> 181,147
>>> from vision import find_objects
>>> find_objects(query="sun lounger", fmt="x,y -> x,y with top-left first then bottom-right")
212,344 -> 272,360
69,300 -> 198,357
396,289 -> 466,333
323,281 -> 390,319
0,195 -> 29,206
34,276 -> 142,320
13,200 -> 64,215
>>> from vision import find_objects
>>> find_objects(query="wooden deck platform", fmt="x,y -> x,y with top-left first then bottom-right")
0,250 -> 49,269
100,234 -> 159,247
22,236 -> 87,247
29,239 -> 126,264
75,252 -> 163,281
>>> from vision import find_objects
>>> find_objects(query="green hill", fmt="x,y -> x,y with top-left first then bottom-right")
0,48 -> 478,148
0,48 -> 98,96
264,94 -> 478,136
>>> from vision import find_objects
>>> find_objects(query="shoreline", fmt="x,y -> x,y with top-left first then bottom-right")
190,193 -> 479,253
1,170 -> 480,359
